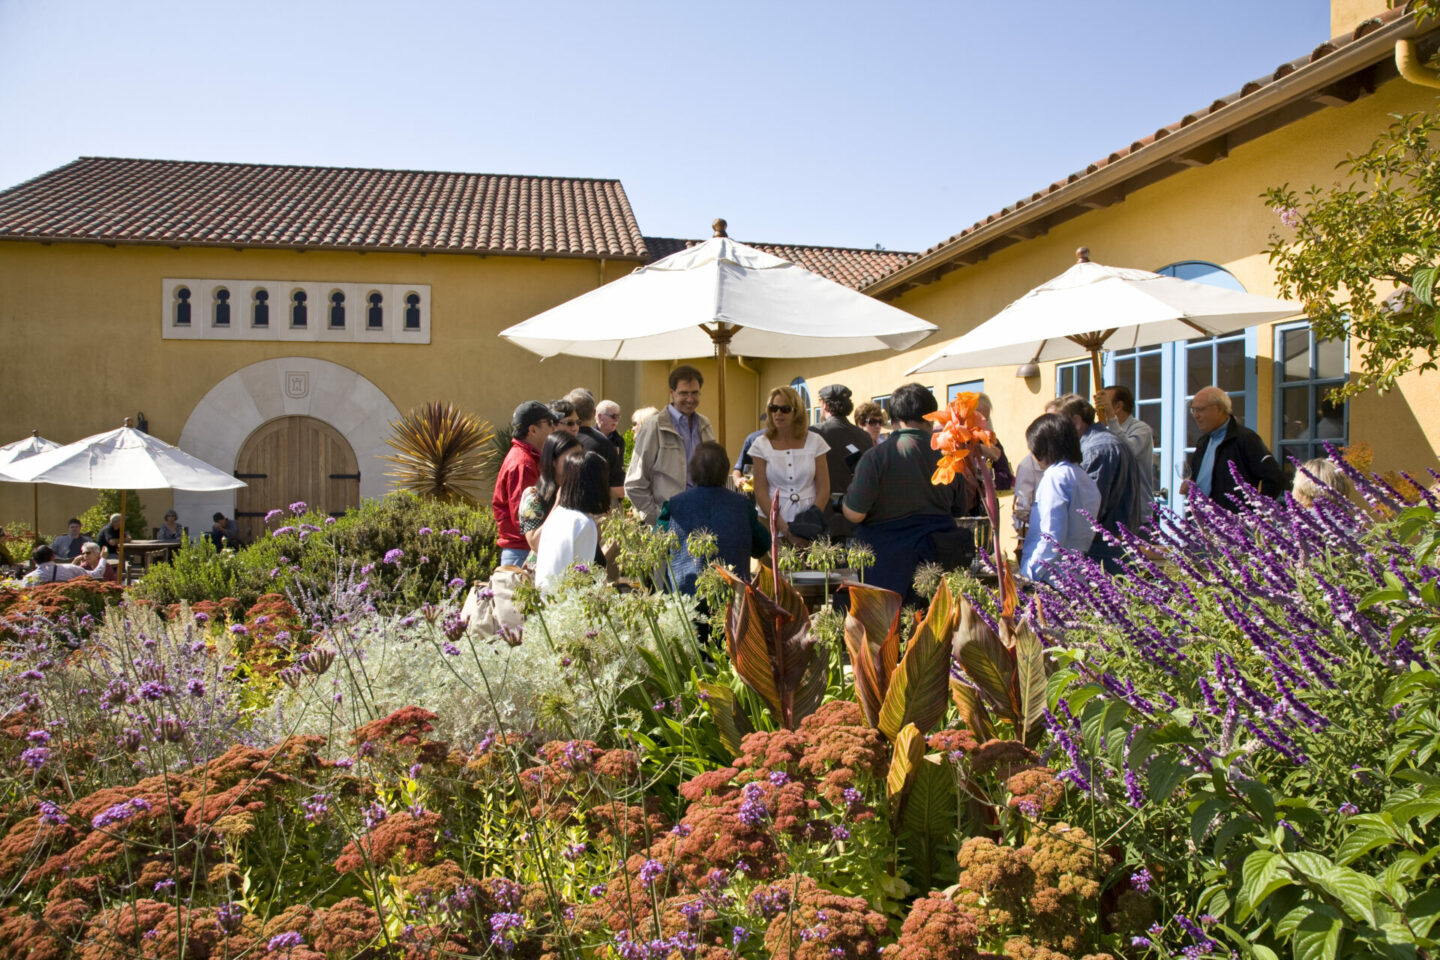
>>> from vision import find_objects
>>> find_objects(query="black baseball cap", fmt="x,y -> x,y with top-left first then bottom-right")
513,400 -> 556,434
818,384 -> 852,403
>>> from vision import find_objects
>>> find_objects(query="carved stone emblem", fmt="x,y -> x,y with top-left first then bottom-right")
285,371 -> 310,399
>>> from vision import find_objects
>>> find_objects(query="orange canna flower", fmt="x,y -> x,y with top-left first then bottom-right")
926,393 -> 995,486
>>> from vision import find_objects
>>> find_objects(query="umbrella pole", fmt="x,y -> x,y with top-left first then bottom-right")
118,489 -> 126,583
1089,348 -> 1108,423
708,323 -> 737,453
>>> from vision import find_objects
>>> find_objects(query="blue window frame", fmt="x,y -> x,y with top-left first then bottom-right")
948,379 -> 985,403
1056,361 -> 1091,398
1273,321 -> 1348,485
1100,261 -> 1259,514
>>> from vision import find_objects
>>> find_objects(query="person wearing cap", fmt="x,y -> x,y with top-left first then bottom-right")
811,383 -> 873,539
96,513 -> 126,557
495,401 -> 556,566
625,365 -> 715,525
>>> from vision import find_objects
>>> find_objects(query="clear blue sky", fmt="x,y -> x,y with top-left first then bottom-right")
0,0 -> 1330,252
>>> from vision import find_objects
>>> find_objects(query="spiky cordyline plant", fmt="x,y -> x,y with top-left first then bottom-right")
383,401 -> 496,503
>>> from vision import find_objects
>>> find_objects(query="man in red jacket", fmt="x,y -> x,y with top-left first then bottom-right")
494,401 -> 555,566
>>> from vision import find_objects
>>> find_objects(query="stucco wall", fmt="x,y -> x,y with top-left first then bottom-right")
754,73 -> 1440,537
0,242 -> 643,533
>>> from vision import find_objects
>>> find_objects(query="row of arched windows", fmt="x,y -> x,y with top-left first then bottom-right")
174,286 -> 423,331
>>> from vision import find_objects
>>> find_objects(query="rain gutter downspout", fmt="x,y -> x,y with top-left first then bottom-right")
1396,38 -> 1440,88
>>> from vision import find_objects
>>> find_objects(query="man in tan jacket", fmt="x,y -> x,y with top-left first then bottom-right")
625,364 -> 715,524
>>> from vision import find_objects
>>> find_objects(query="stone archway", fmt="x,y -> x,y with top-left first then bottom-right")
174,358 -> 401,536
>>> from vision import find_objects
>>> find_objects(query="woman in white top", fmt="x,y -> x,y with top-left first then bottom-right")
1019,413 -> 1103,586
749,385 -> 830,539
535,451 -> 611,594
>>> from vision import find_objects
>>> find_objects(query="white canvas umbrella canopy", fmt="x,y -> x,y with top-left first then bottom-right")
7,420 -> 245,572
499,221 -> 939,445
0,430 -> 62,541
906,248 -> 1301,415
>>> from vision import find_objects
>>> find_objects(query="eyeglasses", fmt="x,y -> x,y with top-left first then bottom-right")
860,418 -> 884,426
1188,402 -> 1217,414
768,404 -> 793,414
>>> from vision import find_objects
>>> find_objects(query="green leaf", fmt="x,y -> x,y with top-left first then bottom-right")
1317,866 -> 1380,926
1336,821 -> 1395,866
1290,905 -> 1344,960
951,592 -> 1017,721
878,580 -> 958,740
1405,888 -> 1440,938
1236,778 -> 1277,827
887,723 -> 926,814
1284,852 -> 1336,881
698,682 -> 754,758
898,756 -> 959,890
1193,796 -> 1227,849
1013,623 -> 1047,742
1253,946 -> 1281,960
1239,850 -> 1290,922
1413,264 -> 1438,307
949,678 -> 995,741
1148,753 -> 1188,804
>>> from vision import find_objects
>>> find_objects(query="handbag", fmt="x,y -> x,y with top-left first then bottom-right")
460,565 -> 529,638
787,504 -> 829,541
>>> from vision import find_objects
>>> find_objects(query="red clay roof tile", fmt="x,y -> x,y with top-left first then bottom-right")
643,236 -> 916,291
0,157 -> 648,258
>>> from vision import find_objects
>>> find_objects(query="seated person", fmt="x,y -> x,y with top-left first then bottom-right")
74,541 -> 117,581
535,452 -> 611,595
50,518 -> 93,561
1018,413 -> 1103,586
96,513 -> 125,557
842,383 -> 970,607
209,512 -> 240,550
662,441 -> 771,595
22,545 -> 88,586
156,510 -> 185,541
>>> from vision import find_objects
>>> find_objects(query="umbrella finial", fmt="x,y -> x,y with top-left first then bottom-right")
30,429 -> 39,437
122,417 -> 132,428
712,218 -> 728,238
1076,246 -> 1091,263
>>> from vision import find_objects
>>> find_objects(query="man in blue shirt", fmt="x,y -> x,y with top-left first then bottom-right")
1056,393 -> 1140,572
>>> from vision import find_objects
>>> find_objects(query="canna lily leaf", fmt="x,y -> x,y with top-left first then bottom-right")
899,754 -> 960,890
886,722 -> 925,816
716,563 -> 821,730
842,582 -> 903,726
698,682 -> 754,758
952,596 -> 1019,722
950,676 -> 995,742
878,579 -> 959,741
1013,623 -> 1048,744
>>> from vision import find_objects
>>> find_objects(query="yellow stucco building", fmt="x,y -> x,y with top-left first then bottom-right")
1,0 -> 1437,541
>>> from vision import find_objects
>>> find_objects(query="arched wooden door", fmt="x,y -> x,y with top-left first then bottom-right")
234,416 -> 360,542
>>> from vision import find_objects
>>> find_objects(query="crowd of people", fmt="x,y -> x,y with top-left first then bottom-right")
493,366 -> 1348,607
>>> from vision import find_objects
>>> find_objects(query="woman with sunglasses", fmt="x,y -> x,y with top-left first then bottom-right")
749,385 -> 830,542
854,401 -> 887,446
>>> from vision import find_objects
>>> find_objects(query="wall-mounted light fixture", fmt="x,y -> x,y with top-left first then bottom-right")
1015,362 -> 1040,379
135,411 -> 149,434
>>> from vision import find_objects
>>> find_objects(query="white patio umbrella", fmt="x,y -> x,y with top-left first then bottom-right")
499,220 -> 939,447
906,248 -> 1302,419
0,430 -> 62,543
6,419 -> 245,573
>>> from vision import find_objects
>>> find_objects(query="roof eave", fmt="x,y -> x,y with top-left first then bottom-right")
0,234 -> 650,262
864,11 -> 1432,300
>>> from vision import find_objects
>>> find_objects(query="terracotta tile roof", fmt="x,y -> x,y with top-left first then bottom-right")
643,236 -> 916,290
0,157 -> 648,258
864,4 -> 1417,292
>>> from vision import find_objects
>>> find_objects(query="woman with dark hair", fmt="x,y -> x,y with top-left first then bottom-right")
536,451 -> 611,593
661,441 -> 771,595
520,432 -> 585,552
1018,413 -> 1102,585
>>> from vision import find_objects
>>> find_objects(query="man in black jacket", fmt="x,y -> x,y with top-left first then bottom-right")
811,384 -> 873,539
1184,385 -> 1283,511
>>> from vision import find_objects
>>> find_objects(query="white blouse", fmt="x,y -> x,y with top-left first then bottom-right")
750,432 -> 830,523
535,506 -> 599,594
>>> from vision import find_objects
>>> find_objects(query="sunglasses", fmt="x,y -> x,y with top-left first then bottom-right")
861,418 -> 885,426
560,418 -> 580,426
768,404 -> 793,414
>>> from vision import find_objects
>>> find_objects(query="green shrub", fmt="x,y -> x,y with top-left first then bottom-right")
134,492 -> 498,610
78,489 -> 148,540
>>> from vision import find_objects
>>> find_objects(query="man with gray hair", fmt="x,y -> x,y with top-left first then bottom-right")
567,387 -> 625,501
1183,385 -> 1282,511
596,399 -> 624,456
